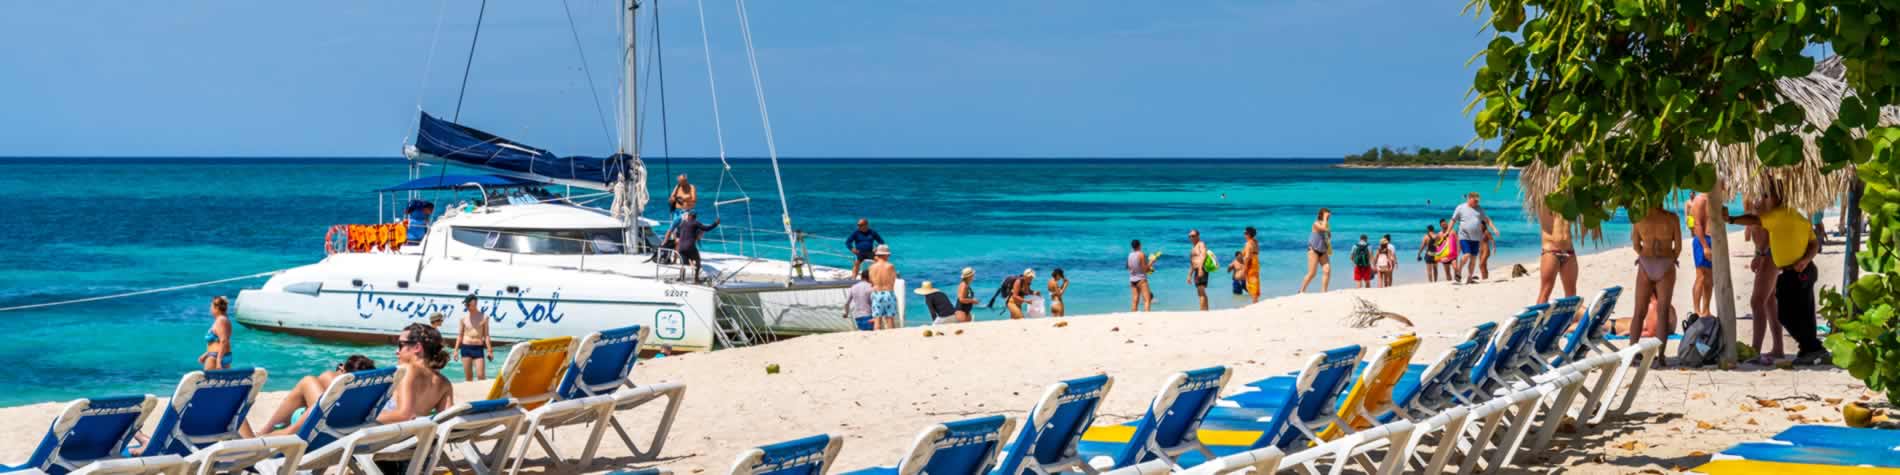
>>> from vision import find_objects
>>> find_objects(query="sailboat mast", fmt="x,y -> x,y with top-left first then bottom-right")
621,1 -> 640,163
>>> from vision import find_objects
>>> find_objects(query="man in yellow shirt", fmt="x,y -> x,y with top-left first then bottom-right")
1729,189 -> 1828,366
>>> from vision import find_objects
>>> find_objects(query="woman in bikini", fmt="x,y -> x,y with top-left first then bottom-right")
1047,268 -> 1068,317
1537,208 -> 1580,303
1743,197 -> 1785,364
378,323 -> 455,424
1417,225 -> 1440,283
1007,269 -> 1035,319
200,296 -> 234,371
1629,206 -> 1682,364
1298,208 -> 1333,293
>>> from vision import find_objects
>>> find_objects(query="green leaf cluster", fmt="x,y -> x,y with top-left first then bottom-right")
1467,0 -> 1900,399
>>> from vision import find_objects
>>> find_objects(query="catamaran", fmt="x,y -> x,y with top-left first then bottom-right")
234,0 -> 898,352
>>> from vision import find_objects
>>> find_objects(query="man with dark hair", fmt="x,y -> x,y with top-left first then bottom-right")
845,218 -> 885,276
674,211 -> 720,283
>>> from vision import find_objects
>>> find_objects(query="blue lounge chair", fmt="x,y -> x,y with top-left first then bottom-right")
1771,425 -> 1900,450
1,395 -> 157,475
1203,346 -> 1363,448
1690,459 -> 1899,474
256,367 -> 437,475
1074,367 -> 1233,471
1717,441 -> 1900,468
840,415 -> 1016,475
68,454 -> 188,475
136,368 -> 266,458
1101,447 -> 1285,475
1553,287 -> 1622,366
728,435 -> 843,475
1457,308 -> 1541,403
991,375 -> 1114,475
552,325 -> 686,462
1518,296 -> 1583,376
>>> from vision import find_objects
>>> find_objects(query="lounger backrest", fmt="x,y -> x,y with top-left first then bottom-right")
1559,287 -> 1622,364
992,375 -> 1114,475
728,434 -> 843,475
27,395 -> 157,474
1471,309 -> 1541,391
1326,335 -> 1420,437
894,415 -> 1016,475
1113,366 -> 1230,468
487,336 -> 576,410
296,367 -> 402,449
1402,340 -> 1479,413
1271,345 -> 1363,449
557,325 -> 648,400
1528,296 -> 1584,358
144,368 -> 266,456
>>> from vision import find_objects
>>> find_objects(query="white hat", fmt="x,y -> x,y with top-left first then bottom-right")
874,244 -> 892,256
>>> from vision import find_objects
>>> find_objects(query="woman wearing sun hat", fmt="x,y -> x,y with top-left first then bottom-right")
954,267 -> 977,323
915,281 -> 959,325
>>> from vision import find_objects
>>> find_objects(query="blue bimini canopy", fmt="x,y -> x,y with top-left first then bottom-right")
375,174 -> 543,192
412,112 -> 629,187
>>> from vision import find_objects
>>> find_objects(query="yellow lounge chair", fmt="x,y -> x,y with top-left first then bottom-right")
486,337 -> 576,410
1320,334 -> 1420,440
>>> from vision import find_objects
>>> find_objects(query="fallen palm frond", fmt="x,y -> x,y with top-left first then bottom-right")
1347,297 -> 1416,328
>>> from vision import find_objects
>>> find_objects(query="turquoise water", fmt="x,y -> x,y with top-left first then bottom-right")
0,158 -> 1635,406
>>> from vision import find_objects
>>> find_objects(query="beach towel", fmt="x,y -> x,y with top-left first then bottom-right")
1433,235 -> 1459,262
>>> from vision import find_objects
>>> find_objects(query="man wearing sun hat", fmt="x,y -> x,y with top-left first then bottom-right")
869,244 -> 900,329
915,281 -> 958,325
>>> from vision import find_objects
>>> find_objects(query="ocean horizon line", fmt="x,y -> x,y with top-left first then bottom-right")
0,156 -> 1347,163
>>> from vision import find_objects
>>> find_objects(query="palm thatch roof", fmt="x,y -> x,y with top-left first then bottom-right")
1518,56 -> 1900,218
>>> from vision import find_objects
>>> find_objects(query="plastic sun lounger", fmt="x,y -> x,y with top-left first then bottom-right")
1100,446 -> 1288,475
1219,340 -> 1415,475
553,325 -> 687,463
68,455 -> 188,475
1519,296 -> 1584,375
378,398 -> 524,475
839,415 -> 1016,475
181,436 -> 305,475
1552,287 -> 1622,367
1715,441 -> 1900,468
255,367 -> 437,475
1581,338 -> 1664,426
135,368 -> 267,458
487,337 -> 577,409
1385,340 -> 1481,474
727,435 -> 843,475
990,375 -> 1114,475
1689,459 -> 1900,474
1771,425 -> 1900,450
1075,367 -> 1234,471
1,395 -> 158,475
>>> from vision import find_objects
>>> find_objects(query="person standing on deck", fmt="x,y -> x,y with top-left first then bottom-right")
457,295 -> 492,382
1299,208 -> 1334,293
1242,227 -> 1262,303
1187,229 -> 1211,311
1629,206 -> 1682,363
1686,190 -> 1716,319
845,219 -> 886,277
845,270 -> 875,331
1536,208 -> 1580,304
403,201 -> 434,245
1127,240 -> 1152,312
668,174 -> 697,225
869,245 -> 900,330
1729,188 -> 1830,366
674,211 -> 720,283
1449,194 -> 1489,284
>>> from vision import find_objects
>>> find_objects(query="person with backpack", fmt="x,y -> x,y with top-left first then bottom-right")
1187,229 -> 1212,311
1350,235 -> 1373,289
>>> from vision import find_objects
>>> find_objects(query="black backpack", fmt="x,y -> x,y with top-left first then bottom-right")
1677,314 -> 1725,367
987,275 -> 1022,308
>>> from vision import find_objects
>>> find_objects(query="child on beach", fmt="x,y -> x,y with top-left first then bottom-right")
1227,251 -> 1245,295
1350,235 -> 1373,289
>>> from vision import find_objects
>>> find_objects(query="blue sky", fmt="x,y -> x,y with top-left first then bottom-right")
0,1 -> 1491,158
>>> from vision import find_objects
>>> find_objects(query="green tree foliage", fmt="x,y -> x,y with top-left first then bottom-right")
1342,145 -> 1500,166
1468,0 -> 1900,400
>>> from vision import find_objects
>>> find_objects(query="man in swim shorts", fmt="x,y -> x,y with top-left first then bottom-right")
668,174 -> 697,225
458,295 -> 492,382
869,245 -> 900,330
1686,191 -> 1715,319
1187,230 -> 1210,311
1449,193 -> 1489,283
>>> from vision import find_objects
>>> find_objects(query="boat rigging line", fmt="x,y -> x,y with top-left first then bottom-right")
694,0 -> 756,259
560,0 -> 617,150
732,0 -> 798,277
452,0 -> 489,121
0,270 -> 286,313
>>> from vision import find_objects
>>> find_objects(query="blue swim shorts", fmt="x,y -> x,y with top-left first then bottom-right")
1459,239 -> 1482,256
871,290 -> 898,318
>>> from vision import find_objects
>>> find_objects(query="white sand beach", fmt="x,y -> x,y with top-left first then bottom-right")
0,232 -> 1868,474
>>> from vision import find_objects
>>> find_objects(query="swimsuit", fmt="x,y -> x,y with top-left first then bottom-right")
1691,233 -> 1713,268
459,344 -> 487,359
871,290 -> 898,318
1544,249 -> 1575,266
957,286 -> 975,314
1308,230 -> 1331,256
1636,256 -> 1676,281
203,331 -> 231,368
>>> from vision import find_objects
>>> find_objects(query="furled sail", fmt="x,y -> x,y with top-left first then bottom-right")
407,112 -> 634,191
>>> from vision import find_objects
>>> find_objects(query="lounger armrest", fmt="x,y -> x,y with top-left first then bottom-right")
185,436 -> 307,475
70,455 -> 188,475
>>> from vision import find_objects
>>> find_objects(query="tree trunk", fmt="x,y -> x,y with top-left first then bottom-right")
1846,181 -> 1865,303
1710,187 -> 1741,367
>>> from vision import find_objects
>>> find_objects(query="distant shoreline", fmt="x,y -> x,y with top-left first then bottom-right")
1332,162 -> 1512,170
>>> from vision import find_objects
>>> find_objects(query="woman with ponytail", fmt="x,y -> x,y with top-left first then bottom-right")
379,323 -> 454,424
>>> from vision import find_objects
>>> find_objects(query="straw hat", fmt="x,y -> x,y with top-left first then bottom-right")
913,281 -> 941,296
874,244 -> 892,256
960,267 -> 975,279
